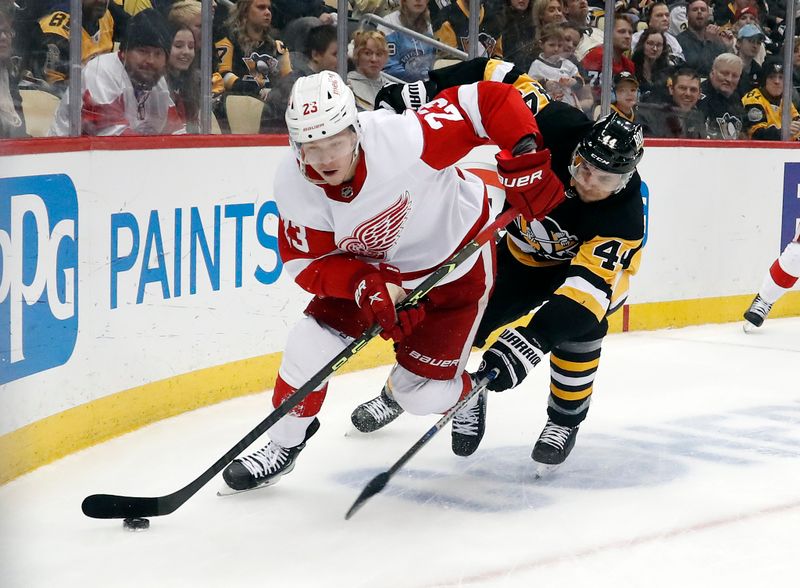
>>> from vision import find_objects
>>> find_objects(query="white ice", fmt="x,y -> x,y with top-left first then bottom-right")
2,319 -> 799,588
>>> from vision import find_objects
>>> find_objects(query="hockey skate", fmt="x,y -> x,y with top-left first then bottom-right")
221,418 -> 320,493
743,295 -> 773,332
451,390 -> 487,457
531,418 -> 579,476
351,387 -> 404,433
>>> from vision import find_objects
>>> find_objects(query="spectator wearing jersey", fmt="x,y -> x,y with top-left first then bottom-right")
0,0 -> 25,138
31,0 -> 126,92
638,66 -> 705,137
49,9 -> 183,136
632,2 -> 685,64
377,0 -> 436,82
581,13 -> 635,101
435,0 -> 504,58
528,23 -> 584,109
347,30 -> 390,111
632,28 -> 672,102
677,0 -> 726,77
735,23 -> 764,96
698,52 -> 745,139
502,0 -> 537,71
215,0 -> 291,101
742,57 -> 800,140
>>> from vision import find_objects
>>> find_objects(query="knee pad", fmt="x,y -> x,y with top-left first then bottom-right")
279,316 -> 352,389
778,240 -> 800,277
388,364 -> 468,415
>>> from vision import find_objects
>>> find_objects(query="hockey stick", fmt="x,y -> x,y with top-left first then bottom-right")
81,207 -> 518,520
345,369 -> 499,520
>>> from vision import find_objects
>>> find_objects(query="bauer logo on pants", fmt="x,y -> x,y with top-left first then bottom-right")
0,174 -> 79,384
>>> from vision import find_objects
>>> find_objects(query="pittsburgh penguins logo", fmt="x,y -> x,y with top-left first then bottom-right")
243,52 -> 279,85
518,217 -> 580,261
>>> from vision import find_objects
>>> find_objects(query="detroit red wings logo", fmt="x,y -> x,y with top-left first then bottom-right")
338,193 -> 411,259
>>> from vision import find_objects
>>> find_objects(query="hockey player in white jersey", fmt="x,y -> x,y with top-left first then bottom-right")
743,227 -> 800,331
222,70 -> 564,491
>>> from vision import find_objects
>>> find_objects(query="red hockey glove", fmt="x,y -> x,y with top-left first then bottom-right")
353,264 -> 424,342
495,148 -> 565,222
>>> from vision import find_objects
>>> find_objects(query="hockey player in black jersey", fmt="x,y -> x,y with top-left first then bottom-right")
352,58 -> 645,471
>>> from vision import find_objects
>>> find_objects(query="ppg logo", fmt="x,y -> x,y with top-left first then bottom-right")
1,175 -> 79,384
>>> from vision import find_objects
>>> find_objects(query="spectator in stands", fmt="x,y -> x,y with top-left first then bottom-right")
303,23 -> 339,74
731,5 -> 760,31
166,24 -> 200,132
677,0 -> 726,77
533,0 -> 565,30
31,0 -> 126,93
435,0 -> 504,58
215,0 -> 291,102
698,52 -> 745,139
168,0 -> 203,46
742,57 -> 800,140
632,28 -> 672,102
559,20 -> 595,111
350,0 -> 400,18
638,66 -> 705,137
713,0 -> 761,27
0,0 -> 26,137
528,23 -> 584,109
735,23 -> 764,96
347,29 -> 390,110
611,70 -> 640,122
378,0 -> 436,81
632,2 -> 685,64
49,9 -> 183,136
582,13 -> 635,101
269,0 -> 336,32
502,0 -> 537,71
563,0 -> 602,59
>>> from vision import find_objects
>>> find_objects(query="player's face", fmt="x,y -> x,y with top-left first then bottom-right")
670,75 -> 701,110
301,129 -> 358,185
649,5 -> 669,32
710,62 -> 742,96
123,46 -> 167,88
247,0 -> 272,30
356,39 -> 388,79
169,29 -> 195,72
764,72 -> 784,99
570,156 -> 625,202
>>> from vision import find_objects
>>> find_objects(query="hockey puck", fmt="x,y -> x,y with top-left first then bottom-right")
122,517 -> 150,531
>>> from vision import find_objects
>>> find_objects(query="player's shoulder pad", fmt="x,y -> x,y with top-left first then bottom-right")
39,11 -> 71,37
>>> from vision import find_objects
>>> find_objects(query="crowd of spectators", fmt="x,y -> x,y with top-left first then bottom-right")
1,0 -> 798,139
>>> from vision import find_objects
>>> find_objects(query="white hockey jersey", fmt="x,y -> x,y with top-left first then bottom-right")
276,81 -> 541,295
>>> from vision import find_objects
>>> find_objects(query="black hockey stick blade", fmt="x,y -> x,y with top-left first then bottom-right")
345,472 -> 390,520
82,209 -> 516,521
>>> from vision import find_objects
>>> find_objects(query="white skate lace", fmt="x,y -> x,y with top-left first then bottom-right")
363,394 -> 399,423
452,398 -> 481,436
238,443 -> 289,478
538,421 -> 574,450
749,296 -> 773,318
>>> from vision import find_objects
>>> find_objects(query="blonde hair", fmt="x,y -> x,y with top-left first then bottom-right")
399,0 -> 431,33
226,0 -> 276,55
168,0 -> 201,27
352,29 -> 388,61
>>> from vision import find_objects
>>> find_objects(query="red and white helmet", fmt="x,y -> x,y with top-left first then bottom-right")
285,70 -> 360,145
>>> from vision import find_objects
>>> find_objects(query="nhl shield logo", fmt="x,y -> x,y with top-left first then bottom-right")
341,186 -> 354,199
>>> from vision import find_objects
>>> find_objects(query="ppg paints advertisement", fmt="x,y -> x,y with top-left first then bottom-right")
1,142 -> 799,439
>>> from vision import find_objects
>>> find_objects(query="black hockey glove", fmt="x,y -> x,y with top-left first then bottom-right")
374,80 -> 437,113
476,328 -> 546,392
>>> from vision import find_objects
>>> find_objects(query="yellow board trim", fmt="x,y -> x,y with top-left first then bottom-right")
2,291 -> 799,485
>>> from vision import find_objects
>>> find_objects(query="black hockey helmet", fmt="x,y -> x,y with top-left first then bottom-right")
574,113 -> 644,175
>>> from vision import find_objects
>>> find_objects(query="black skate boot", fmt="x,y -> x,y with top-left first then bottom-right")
532,418 -> 579,466
222,418 -> 320,491
743,295 -> 773,332
351,387 -> 404,433
451,390 -> 487,457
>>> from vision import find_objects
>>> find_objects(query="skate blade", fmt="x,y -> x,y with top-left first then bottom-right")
533,463 -> 562,479
216,478 -> 281,497
742,321 -> 758,334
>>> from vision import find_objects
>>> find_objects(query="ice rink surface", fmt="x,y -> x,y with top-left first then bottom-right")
2,319 -> 799,588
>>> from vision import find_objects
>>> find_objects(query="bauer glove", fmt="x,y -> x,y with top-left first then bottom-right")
476,328 -> 546,392
353,264 -> 425,342
495,148 -> 564,222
